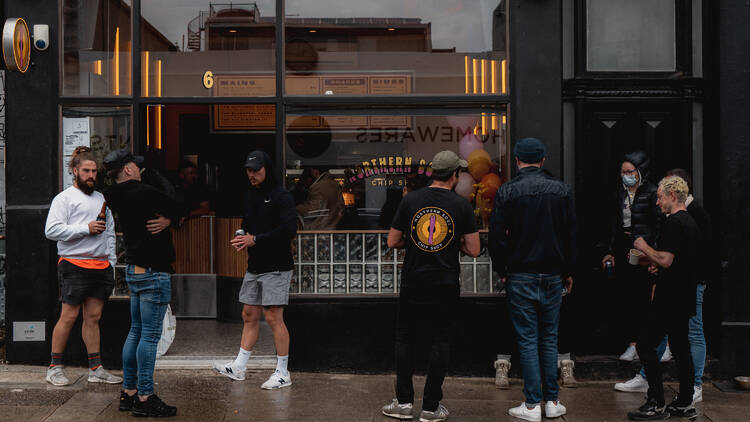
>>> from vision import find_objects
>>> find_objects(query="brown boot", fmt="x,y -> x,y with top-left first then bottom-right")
559,359 -> 577,388
494,359 -> 510,389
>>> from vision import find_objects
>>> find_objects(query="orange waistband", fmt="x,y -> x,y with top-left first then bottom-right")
59,257 -> 110,270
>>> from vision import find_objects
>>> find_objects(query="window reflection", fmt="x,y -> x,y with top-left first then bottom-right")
285,0 -> 507,95
141,1 -> 276,97
285,111 -> 508,231
62,0 -> 132,96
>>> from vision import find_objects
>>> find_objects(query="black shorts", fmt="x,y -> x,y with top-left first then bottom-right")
58,260 -> 115,305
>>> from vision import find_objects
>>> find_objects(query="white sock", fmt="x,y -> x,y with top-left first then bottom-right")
234,348 -> 252,370
276,355 -> 289,375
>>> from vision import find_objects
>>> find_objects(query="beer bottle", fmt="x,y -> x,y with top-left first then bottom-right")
97,202 -> 107,222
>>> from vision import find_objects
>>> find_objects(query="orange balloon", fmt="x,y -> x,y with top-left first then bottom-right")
480,173 -> 501,203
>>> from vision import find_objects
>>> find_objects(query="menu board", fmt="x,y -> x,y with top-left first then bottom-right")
213,104 -> 275,130
211,73 -> 412,131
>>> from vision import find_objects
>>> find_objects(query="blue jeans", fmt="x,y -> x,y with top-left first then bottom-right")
639,283 -> 706,386
122,266 -> 171,395
507,273 -> 563,406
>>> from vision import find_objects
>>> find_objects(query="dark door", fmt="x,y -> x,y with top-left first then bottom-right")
573,100 -> 692,353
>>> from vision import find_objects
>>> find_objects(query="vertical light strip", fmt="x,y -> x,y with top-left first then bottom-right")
464,56 -> 470,94
482,113 -> 487,135
501,59 -> 507,94
492,113 -> 498,131
114,27 -> 120,96
94,60 -> 102,75
148,106 -> 152,147
472,59 -> 479,94
156,60 -> 163,149
143,51 -> 149,97
491,60 -> 497,94
481,59 -> 487,94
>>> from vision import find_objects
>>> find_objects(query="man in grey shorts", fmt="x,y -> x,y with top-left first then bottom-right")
214,150 -> 297,389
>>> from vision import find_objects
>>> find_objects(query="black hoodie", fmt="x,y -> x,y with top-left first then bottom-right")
598,151 -> 663,256
105,179 -> 182,272
241,152 -> 297,274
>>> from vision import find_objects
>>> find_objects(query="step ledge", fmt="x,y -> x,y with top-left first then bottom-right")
155,355 -> 276,370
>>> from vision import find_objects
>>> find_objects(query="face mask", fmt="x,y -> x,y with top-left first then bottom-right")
622,174 -> 638,187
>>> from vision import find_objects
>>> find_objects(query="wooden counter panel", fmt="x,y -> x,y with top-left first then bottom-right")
172,217 -> 212,274
215,217 -> 246,277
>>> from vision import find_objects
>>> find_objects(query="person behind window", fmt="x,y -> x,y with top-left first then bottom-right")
174,159 -> 212,219
296,167 -> 345,230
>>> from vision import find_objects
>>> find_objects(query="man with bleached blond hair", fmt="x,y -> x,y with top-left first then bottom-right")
627,176 -> 700,421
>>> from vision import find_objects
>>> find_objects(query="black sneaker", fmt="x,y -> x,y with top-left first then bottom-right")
119,391 -> 135,411
667,397 -> 698,420
132,394 -> 177,418
627,397 -> 670,420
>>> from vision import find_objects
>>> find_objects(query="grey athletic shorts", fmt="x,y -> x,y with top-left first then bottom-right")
238,270 -> 292,307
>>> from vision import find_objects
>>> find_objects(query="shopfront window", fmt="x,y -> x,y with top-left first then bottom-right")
62,0 -> 133,96
284,0 -> 508,95
140,1 -> 276,97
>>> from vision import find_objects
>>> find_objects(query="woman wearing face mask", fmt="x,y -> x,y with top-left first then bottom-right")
598,151 -> 663,363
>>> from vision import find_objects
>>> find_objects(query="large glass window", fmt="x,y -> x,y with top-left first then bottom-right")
284,0 -> 508,95
62,0 -> 133,96
140,1 -> 276,97
285,110 -> 508,230
586,0 -> 676,72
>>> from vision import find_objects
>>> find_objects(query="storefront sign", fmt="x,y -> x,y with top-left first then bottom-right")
2,18 -> 30,73
62,117 -> 91,189
213,104 -> 275,130
213,75 -> 276,96
348,156 -> 432,183
13,321 -> 45,342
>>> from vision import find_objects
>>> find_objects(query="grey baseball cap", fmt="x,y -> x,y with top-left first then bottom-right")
431,150 -> 468,174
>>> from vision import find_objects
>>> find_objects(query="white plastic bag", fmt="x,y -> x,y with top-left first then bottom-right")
156,305 -> 176,357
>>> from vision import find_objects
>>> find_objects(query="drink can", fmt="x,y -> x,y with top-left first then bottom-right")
235,229 -> 246,236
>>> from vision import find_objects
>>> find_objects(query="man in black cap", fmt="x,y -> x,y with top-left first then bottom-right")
103,148 -> 181,418
381,150 -> 480,422
489,137 -> 577,421
214,150 -> 298,390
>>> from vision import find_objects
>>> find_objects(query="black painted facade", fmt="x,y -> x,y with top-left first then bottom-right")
2,1 -> 748,378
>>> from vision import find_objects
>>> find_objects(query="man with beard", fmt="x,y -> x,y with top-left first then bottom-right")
44,146 -> 122,386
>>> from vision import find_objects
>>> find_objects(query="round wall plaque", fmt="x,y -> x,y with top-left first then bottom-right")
2,18 -> 31,73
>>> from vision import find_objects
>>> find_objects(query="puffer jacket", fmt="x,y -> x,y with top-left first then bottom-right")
599,151 -> 662,256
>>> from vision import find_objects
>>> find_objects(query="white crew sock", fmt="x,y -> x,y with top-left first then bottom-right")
234,348 -> 252,370
276,355 -> 289,375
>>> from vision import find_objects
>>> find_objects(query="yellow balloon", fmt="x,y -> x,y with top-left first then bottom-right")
468,149 -> 491,180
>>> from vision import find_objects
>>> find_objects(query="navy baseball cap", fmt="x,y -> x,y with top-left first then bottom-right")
103,148 -> 144,171
244,150 -> 267,171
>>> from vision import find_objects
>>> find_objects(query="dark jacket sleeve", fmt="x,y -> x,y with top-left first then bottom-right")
563,190 -> 578,278
489,187 -> 510,278
150,185 -> 183,223
255,190 -> 297,245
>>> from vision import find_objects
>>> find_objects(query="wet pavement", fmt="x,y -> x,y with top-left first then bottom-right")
0,365 -> 748,421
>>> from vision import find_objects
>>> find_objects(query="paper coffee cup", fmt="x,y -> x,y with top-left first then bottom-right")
628,249 -> 644,265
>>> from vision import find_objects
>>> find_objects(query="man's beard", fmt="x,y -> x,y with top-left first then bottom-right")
76,175 -> 96,195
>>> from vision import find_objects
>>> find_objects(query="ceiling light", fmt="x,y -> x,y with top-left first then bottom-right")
309,29 -> 317,33
387,28 -> 396,31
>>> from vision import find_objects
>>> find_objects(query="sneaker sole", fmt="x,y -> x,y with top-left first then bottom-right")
45,377 -> 70,387
88,376 -> 123,384
627,415 -> 670,421
132,410 -> 177,418
382,410 -> 414,420
507,412 -> 541,422
419,417 -> 448,422
261,381 -> 292,390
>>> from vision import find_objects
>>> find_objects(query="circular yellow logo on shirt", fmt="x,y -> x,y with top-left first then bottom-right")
410,206 -> 454,252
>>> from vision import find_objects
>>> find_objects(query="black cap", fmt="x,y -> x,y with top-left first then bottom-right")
103,148 -> 144,172
244,150 -> 266,171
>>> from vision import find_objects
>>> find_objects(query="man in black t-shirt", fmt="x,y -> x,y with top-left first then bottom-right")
381,150 -> 480,422
628,176 -> 700,421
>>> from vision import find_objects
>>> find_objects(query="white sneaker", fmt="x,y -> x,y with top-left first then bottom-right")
619,344 -> 639,361
261,370 -> 292,389
213,361 -> 246,381
660,345 -> 672,362
508,402 -> 541,422
46,366 -> 70,386
614,374 -> 649,392
87,367 -> 123,384
544,400 -> 567,418
693,385 -> 703,404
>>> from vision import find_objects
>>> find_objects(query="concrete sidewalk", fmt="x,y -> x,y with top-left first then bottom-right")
0,365 -> 747,421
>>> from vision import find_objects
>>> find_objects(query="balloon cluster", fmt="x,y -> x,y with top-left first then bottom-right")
455,131 -> 503,222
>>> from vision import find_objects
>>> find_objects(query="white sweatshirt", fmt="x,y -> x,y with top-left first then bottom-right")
45,186 -> 116,267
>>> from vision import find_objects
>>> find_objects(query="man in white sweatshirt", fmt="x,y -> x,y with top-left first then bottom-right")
43,147 -> 122,386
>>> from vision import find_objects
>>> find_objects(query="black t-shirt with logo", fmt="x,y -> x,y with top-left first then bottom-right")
654,210 -> 700,317
391,187 -> 478,287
